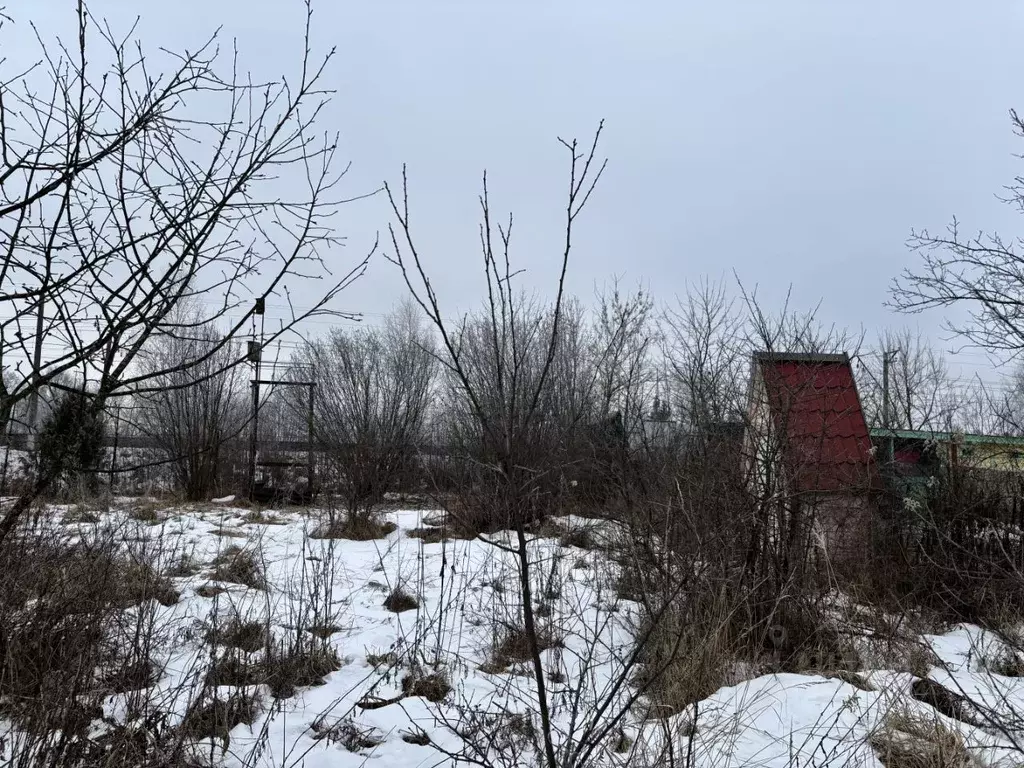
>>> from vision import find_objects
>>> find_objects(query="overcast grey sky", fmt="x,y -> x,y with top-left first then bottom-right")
11,1 -> 1024,386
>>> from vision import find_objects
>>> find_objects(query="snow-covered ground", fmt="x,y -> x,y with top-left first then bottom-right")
6,503 -> 1024,767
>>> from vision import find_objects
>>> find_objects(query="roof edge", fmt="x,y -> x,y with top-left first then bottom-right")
754,351 -> 850,365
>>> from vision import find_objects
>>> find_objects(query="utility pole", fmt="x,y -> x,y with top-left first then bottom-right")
248,296 -> 266,500
248,341 -> 262,500
882,350 -> 891,431
881,347 -> 900,464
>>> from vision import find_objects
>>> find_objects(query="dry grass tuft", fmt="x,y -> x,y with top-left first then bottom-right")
633,589 -> 740,717
406,526 -> 448,544
243,509 -> 287,525
310,515 -> 397,541
401,669 -> 452,703
101,659 -> 162,693
211,545 -> 266,590
205,653 -> 264,687
612,728 -> 633,753
979,649 -> 1024,677
401,728 -> 431,746
366,650 -> 399,670
480,623 -> 563,674
262,639 -> 342,699
870,708 -> 976,768
383,586 -> 420,613
196,583 -> 228,599
165,552 -> 201,578
558,524 -> 599,550
307,623 -> 342,639
62,507 -> 101,525
834,670 -> 876,691
312,718 -> 384,752
180,691 -> 262,747
126,502 -> 165,525
210,618 -> 267,653
116,559 -> 181,607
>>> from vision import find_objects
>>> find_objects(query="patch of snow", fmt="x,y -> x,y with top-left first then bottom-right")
6,504 -> 1024,767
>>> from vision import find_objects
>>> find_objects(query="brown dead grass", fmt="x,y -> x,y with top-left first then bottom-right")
180,691 -> 262,747
210,618 -> 267,653
211,545 -> 266,590
262,640 -> 342,699
312,718 -> 385,752
870,708 -> 975,768
310,514 -> 397,541
243,509 -> 288,525
401,669 -> 452,703
383,587 -> 420,613
196,583 -> 228,599
480,623 -> 564,674
406,526 -> 448,544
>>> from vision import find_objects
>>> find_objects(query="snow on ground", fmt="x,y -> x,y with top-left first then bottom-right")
8,504 -> 1024,767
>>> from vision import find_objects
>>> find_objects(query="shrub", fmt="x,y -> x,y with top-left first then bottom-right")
0,524 -> 171,761
871,468 -> 1024,626
36,387 -> 106,498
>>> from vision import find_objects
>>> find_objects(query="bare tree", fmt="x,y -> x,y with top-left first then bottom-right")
584,284 -> 660,509
0,1 -> 369,537
742,285 -> 864,359
891,110 -> 1024,356
386,125 -> 607,768
592,284 -> 656,433
983,365 -> 1024,436
661,278 -> 746,434
297,303 -> 435,533
859,329 -> 959,431
134,316 -> 246,501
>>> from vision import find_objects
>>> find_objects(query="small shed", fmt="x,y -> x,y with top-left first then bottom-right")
744,352 -> 881,569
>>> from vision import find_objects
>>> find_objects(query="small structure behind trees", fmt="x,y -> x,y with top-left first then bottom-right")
743,351 -> 882,584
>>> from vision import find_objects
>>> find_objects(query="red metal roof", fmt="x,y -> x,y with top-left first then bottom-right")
758,354 -> 880,494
